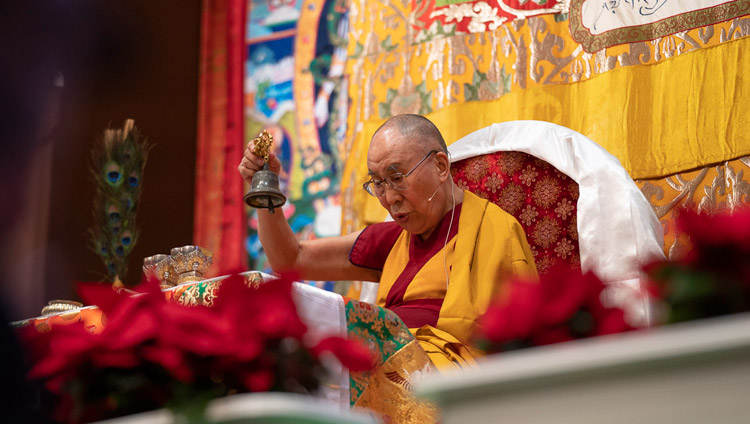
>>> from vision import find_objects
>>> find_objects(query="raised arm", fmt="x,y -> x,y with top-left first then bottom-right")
239,142 -> 381,283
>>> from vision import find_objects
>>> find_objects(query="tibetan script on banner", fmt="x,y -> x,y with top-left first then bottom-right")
570,0 -> 750,52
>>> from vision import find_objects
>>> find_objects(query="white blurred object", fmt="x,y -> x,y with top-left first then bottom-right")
314,204 -> 342,237
93,392 -> 380,424
417,313 -> 750,424
291,281 -> 349,409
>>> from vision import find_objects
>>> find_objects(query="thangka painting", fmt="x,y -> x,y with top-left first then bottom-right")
244,0 -> 350,291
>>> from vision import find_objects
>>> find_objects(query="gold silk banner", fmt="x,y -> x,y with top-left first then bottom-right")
637,156 -> 750,258
342,3 -> 750,234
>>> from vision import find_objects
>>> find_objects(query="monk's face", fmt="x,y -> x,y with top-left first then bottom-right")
367,127 -> 446,238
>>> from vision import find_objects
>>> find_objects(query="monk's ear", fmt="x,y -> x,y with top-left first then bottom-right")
435,151 -> 451,181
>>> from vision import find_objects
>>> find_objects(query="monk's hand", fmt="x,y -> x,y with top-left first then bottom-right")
238,140 -> 282,184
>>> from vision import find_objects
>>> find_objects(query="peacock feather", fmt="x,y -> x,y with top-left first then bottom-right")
87,119 -> 151,284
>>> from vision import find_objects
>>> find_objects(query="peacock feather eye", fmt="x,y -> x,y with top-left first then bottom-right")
104,162 -> 123,187
121,230 -> 132,246
107,204 -> 121,222
128,171 -> 139,188
115,245 -> 125,256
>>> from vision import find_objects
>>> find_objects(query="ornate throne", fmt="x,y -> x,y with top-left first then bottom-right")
448,120 -> 665,326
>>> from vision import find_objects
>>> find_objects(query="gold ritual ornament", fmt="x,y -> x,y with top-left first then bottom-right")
252,130 -> 273,162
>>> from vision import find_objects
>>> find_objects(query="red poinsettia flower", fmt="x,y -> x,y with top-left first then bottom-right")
534,270 -> 633,345
22,269 -> 375,423
140,344 -> 192,382
312,336 -> 375,372
477,266 -> 634,352
476,277 -> 542,343
537,265 -> 589,327
677,207 -> 750,251
24,320 -> 94,386
241,369 -> 275,393
579,272 -> 633,337
213,272 -> 307,340
644,207 -> 750,324
676,208 -> 750,285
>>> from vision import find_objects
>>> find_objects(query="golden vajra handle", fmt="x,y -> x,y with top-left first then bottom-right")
252,129 -> 273,163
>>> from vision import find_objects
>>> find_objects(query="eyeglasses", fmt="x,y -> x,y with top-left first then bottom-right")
363,150 -> 439,197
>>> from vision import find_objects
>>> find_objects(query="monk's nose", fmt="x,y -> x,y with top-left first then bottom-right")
383,184 -> 403,205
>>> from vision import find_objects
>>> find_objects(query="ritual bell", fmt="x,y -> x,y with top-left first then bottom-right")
244,162 -> 287,214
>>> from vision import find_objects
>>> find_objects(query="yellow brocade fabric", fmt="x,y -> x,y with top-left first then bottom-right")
377,191 -> 538,369
353,340 -> 440,423
340,6 -> 750,235
636,156 -> 750,259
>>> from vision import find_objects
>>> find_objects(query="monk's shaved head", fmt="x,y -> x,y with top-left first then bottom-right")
372,114 -> 447,153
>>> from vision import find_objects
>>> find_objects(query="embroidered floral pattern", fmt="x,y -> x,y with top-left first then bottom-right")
451,150 -> 581,274
500,151 -> 524,175
568,215 -> 579,240
533,175 -> 561,208
346,299 -> 413,406
555,237 -> 575,259
535,253 -> 556,274
475,189 -> 492,202
532,216 -> 560,249
519,204 -> 538,226
172,273 -> 266,308
569,183 -> 579,199
485,173 -> 504,193
499,183 -> 525,214
555,198 -> 574,220
466,156 -> 489,182
520,165 -> 539,186
353,302 -> 379,324
455,178 -> 470,191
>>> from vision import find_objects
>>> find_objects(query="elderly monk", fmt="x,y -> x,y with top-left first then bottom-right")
238,114 -> 537,369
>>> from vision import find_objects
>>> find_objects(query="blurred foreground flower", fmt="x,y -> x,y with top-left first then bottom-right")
475,266 -> 634,354
20,272 -> 373,423
645,208 -> 750,323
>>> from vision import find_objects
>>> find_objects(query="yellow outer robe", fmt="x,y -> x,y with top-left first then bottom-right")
377,191 -> 538,370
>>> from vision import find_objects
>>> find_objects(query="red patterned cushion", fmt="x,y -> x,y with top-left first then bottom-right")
451,152 -> 581,275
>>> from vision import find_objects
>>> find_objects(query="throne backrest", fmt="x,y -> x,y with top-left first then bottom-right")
451,151 -> 581,275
